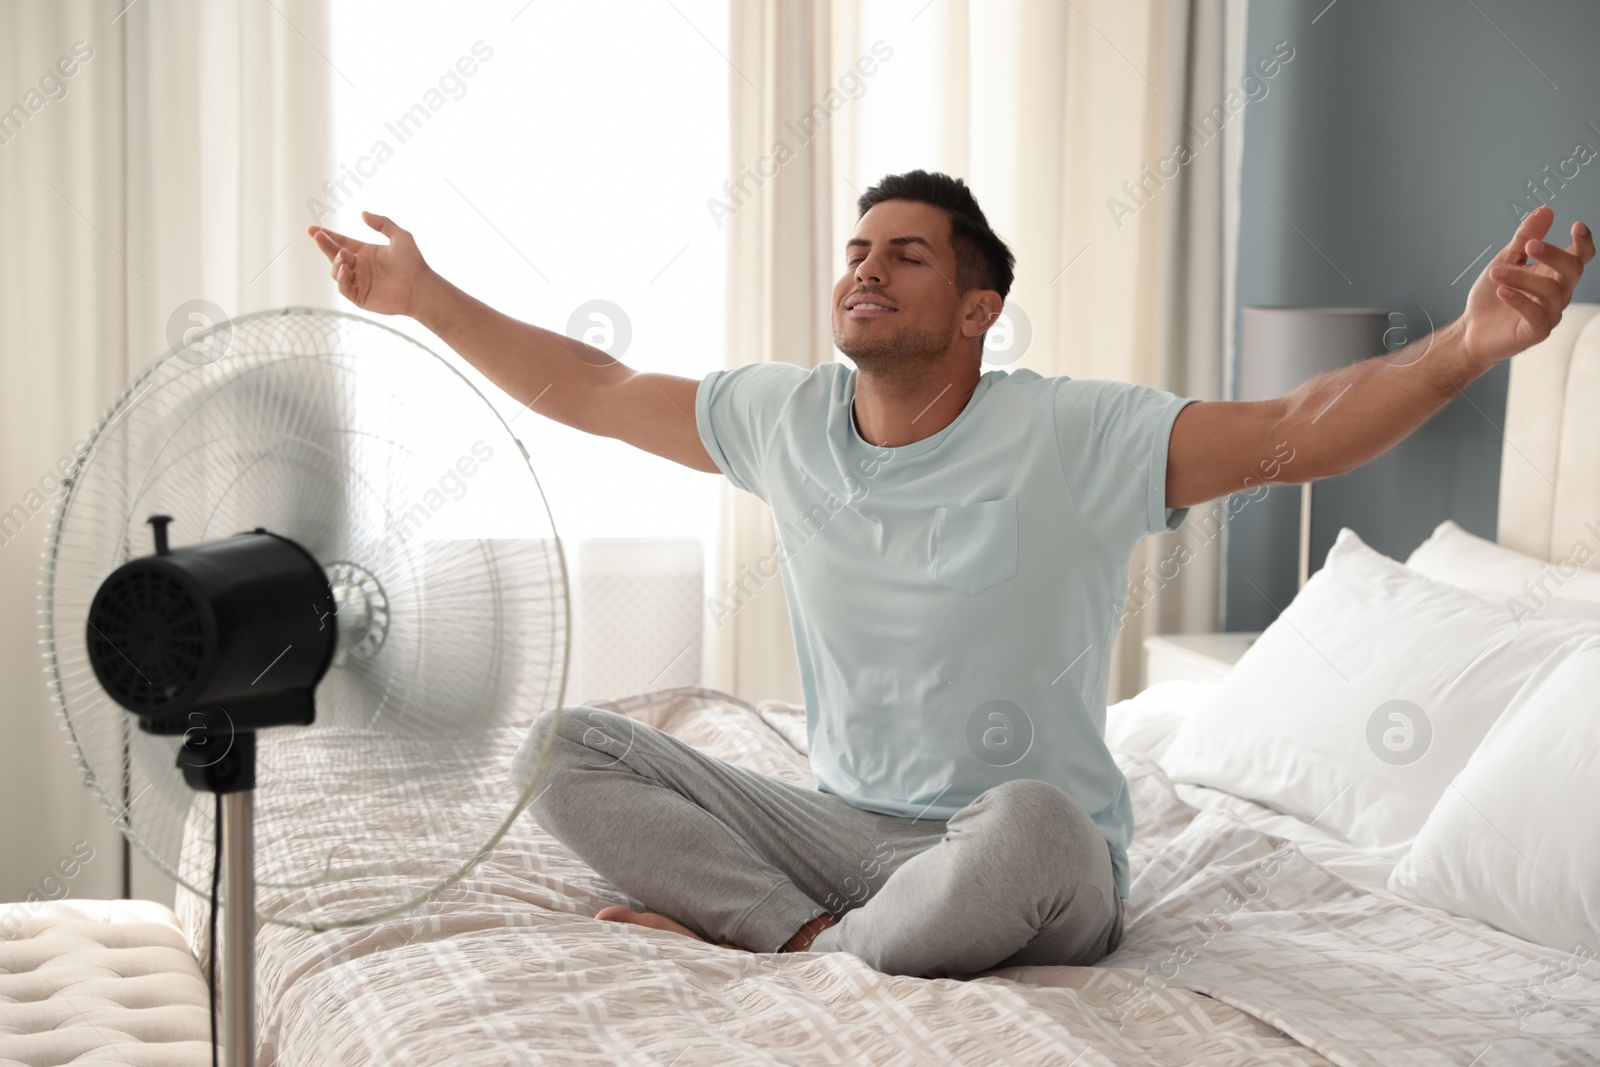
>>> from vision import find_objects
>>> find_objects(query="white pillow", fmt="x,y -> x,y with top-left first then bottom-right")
1105,680 -> 1213,762
1406,518 -> 1600,613
1160,527 -> 1600,850
1388,635 -> 1600,953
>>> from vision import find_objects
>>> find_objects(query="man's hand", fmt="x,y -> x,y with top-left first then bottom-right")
307,211 -> 433,316
1457,203 -> 1593,368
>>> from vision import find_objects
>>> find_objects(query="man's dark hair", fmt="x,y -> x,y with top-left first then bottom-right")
855,169 -> 1016,301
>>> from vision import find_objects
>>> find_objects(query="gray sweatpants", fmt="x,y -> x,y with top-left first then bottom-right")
514,704 -> 1124,980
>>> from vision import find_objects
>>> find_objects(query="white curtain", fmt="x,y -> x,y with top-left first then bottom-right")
0,0 -> 333,903
707,0 -> 838,703
710,0 -> 1247,706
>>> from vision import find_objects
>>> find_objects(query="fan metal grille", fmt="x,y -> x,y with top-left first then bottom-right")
39,307 -> 570,931
87,568 -> 207,712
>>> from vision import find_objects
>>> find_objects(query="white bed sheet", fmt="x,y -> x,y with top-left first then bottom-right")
175,686 -> 1600,1066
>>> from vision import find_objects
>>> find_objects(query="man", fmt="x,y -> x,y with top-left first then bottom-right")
309,170 -> 1590,979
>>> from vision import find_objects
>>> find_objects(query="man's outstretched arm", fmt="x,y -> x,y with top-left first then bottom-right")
307,212 -> 720,474
1165,204 -> 1594,509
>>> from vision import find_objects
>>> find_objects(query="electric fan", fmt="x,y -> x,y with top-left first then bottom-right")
38,307 -> 572,1065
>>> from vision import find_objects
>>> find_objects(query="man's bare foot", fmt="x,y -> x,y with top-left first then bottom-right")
781,912 -> 838,953
594,905 -> 747,950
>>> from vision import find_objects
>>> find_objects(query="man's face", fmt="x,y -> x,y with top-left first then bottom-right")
830,199 -> 994,375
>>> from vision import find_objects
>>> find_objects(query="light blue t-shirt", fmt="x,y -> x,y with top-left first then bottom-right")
695,361 -> 1198,898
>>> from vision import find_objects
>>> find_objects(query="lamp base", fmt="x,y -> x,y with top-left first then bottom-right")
1298,481 -> 1313,590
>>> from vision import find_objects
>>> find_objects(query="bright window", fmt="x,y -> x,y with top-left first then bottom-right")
328,1 -> 727,547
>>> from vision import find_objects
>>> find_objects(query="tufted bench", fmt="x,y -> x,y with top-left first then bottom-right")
0,898 -> 211,1066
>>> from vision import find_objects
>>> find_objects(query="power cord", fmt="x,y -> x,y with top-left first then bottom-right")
210,791 -> 221,1067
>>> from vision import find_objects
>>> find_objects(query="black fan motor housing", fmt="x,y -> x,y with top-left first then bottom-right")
86,522 -> 337,734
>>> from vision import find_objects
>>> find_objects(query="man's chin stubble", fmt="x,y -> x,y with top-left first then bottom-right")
833,325 -> 949,382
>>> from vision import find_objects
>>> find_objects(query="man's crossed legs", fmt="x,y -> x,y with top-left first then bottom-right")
513,704 -> 1123,979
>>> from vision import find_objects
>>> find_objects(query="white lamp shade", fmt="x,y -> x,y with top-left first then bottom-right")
1239,306 -> 1389,400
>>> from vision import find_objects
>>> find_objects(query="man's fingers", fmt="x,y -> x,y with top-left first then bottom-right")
1496,283 -> 1553,335
335,256 -> 358,304
1491,264 -> 1564,310
313,226 -> 363,253
333,250 -> 361,304
1500,204 -> 1555,266
1525,237 -> 1585,289
362,210 -> 399,239
311,229 -> 341,263
310,227 -> 367,272
1569,220 -> 1596,266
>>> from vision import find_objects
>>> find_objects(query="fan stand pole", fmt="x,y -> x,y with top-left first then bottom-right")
180,726 -> 258,1067
222,788 -> 257,1067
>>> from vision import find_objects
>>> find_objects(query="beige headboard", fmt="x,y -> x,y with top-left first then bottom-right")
1498,302 -> 1600,562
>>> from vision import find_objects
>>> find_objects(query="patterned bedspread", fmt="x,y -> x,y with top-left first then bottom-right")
176,687 -> 1600,1066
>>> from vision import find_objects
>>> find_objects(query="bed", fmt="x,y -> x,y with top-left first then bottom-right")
172,307 -> 1600,1066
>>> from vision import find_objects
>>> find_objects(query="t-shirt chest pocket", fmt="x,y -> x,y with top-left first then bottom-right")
929,498 -> 1018,594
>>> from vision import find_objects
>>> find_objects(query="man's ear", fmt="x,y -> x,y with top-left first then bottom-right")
962,290 -> 1004,339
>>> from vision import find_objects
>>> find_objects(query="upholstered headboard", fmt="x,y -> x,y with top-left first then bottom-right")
1498,302 -> 1600,563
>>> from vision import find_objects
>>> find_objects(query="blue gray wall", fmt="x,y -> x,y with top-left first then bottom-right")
1226,0 -> 1600,631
